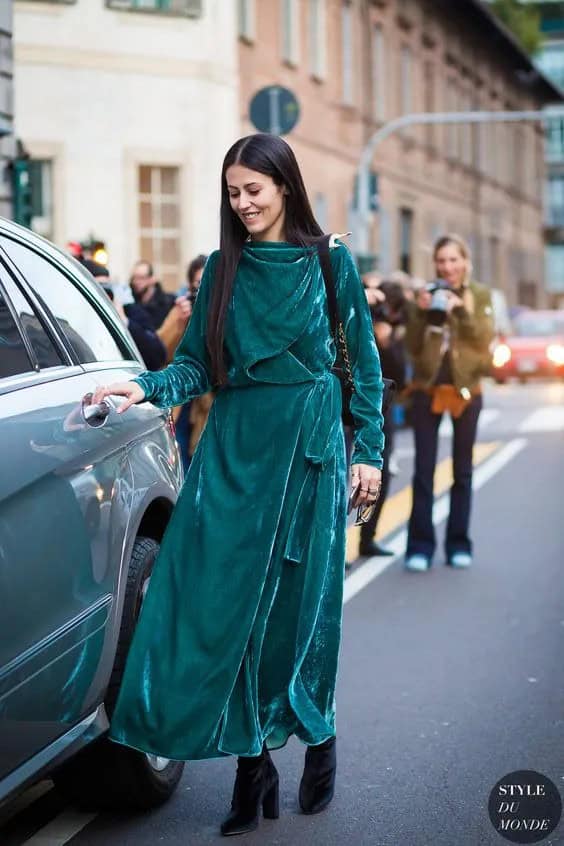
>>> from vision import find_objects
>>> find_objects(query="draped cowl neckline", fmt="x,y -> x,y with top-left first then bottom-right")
226,240 -> 325,375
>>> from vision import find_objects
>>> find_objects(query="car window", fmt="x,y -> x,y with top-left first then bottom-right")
1,275 -> 64,369
515,315 -> 563,337
0,286 -> 34,378
2,237 -> 126,364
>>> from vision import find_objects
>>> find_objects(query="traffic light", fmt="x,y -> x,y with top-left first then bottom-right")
82,236 -> 109,267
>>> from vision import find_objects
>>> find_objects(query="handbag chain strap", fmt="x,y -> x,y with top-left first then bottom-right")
316,234 -> 355,394
336,322 -> 355,391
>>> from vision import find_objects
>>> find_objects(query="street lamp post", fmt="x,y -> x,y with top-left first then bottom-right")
354,108 -> 559,261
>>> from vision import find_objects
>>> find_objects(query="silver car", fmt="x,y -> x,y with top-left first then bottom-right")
0,219 -> 184,809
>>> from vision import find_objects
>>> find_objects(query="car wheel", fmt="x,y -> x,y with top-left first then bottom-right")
53,536 -> 184,811
494,377 -> 506,385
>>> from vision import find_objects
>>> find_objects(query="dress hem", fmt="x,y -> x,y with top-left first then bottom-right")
107,727 -> 337,762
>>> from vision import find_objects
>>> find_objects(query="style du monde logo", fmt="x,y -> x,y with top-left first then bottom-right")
488,770 -> 562,843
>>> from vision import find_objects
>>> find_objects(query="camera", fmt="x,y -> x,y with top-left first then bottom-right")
426,279 -> 451,327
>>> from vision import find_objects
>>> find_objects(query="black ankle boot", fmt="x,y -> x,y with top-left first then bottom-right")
298,735 -> 336,814
220,745 -> 279,836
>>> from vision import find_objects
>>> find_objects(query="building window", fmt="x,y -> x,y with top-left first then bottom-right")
545,244 -> 564,294
400,45 -> 412,115
282,0 -> 300,66
546,114 -> 564,162
309,0 -> 327,80
372,25 -> 386,122
238,0 -> 255,41
546,174 -> 564,227
138,165 -> 182,292
536,42 -> 564,93
460,90 -> 473,167
423,59 -> 435,147
399,207 -> 413,274
29,159 -> 54,242
341,2 -> 353,105
314,192 -> 329,230
518,280 -> 537,309
106,0 -> 203,16
446,79 -> 458,160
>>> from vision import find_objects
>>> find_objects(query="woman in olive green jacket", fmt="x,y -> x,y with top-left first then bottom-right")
404,234 -> 494,572
92,134 -> 385,836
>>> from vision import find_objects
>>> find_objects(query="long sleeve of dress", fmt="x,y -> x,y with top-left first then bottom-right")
132,252 -> 218,408
331,243 -> 385,470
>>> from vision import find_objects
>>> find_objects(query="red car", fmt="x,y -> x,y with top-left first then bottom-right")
492,310 -> 564,383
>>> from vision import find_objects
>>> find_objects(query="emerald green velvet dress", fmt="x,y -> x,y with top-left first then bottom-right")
108,239 -> 384,761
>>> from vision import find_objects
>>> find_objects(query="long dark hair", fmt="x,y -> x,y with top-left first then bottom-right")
207,133 -> 324,386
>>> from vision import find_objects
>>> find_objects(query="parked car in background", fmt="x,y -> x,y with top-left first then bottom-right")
492,309 -> 564,383
0,218 -> 184,810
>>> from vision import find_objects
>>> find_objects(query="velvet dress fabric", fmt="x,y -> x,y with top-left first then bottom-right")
108,240 -> 384,761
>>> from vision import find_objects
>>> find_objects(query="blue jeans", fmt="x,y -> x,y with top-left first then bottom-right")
406,390 -> 482,561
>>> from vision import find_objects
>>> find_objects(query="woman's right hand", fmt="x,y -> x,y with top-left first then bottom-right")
91,381 -> 146,414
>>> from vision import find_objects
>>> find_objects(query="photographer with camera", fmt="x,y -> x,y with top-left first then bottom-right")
404,234 -> 494,572
357,279 -> 407,558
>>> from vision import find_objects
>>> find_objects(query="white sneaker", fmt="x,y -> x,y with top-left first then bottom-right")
405,554 -> 430,572
448,552 -> 472,568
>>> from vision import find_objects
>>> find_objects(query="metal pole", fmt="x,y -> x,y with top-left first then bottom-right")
354,108 -> 557,260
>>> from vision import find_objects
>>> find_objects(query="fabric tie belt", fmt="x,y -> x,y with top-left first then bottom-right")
283,372 -> 342,565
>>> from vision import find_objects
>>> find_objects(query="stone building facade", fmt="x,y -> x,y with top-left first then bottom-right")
14,0 -> 239,288
238,0 -> 561,306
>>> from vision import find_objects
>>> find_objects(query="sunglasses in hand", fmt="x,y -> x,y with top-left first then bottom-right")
347,481 -> 380,526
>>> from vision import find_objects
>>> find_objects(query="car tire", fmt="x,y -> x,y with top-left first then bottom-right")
494,377 -> 506,385
53,536 -> 185,811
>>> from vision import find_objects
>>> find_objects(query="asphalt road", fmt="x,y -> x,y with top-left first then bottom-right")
3,380 -> 564,846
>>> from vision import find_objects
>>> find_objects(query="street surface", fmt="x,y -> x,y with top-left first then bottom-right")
2,380 -> 563,846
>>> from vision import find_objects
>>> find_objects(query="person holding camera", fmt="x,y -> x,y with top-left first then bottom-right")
404,234 -> 494,571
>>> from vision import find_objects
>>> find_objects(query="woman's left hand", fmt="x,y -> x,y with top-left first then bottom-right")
350,464 -> 383,506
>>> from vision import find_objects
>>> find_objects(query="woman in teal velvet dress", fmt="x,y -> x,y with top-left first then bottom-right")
92,133 -> 384,836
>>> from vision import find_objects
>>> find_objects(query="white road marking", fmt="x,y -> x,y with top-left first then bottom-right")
21,810 -> 98,845
343,437 -> 528,604
519,406 -> 564,433
439,408 -> 500,437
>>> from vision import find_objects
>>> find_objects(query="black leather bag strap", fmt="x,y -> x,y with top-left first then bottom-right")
316,233 -> 339,339
316,235 -> 354,392
316,234 -> 396,416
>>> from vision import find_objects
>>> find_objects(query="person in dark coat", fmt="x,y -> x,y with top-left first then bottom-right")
82,259 -> 167,371
125,260 -> 177,331
358,281 -> 407,558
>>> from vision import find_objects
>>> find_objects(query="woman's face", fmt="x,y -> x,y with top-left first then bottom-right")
434,242 -> 468,288
226,164 -> 287,242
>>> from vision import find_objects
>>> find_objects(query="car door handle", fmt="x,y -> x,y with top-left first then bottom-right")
82,393 -> 111,428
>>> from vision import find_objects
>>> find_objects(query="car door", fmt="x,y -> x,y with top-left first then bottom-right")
0,238 -> 147,779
